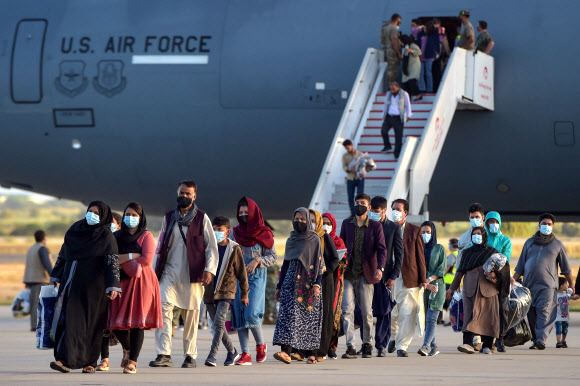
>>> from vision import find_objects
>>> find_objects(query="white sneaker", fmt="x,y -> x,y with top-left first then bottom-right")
457,344 -> 475,354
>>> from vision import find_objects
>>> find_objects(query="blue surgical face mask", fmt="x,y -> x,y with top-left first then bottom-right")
110,223 -> 117,232
85,212 -> 100,226
470,218 -> 482,227
214,231 -> 226,243
489,223 -> 500,234
422,233 -> 431,244
368,211 -> 381,222
392,210 -> 403,222
540,224 -> 552,236
472,234 -> 483,245
124,216 -> 140,229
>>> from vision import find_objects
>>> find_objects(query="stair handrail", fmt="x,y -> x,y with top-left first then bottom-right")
309,48 -> 381,212
408,48 -> 469,214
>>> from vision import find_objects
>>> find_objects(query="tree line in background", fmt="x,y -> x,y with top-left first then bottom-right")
1,196 -> 579,239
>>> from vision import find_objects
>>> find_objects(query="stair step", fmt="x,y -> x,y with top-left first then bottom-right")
366,117 -> 426,122
362,128 -> 423,136
368,111 -> 431,119
375,94 -> 436,103
364,126 -> 425,129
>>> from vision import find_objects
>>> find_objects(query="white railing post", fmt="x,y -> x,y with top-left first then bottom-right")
309,48 -> 381,212
408,48 -> 468,215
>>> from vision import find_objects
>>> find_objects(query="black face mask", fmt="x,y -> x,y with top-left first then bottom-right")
355,205 -> 368,217
177,196 -> 193,209
293,221 -> 308,233
239,215 -> 248,225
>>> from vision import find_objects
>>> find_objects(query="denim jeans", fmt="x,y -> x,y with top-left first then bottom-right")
423,308 -> 440,348
238,326 -> 265,354
555,321 -> 569,336
342,277 -> 375,346
346,179 -> 365,216
419,60 -> 433,93
206,302 -> 234,357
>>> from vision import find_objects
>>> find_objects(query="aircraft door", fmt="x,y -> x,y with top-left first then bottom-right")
11,19 -> 47,103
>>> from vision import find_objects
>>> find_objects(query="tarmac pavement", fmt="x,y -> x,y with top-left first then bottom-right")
0,306 -> 578,385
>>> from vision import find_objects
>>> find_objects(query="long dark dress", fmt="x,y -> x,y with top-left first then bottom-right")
316,233 -> 339,357
51,253 -> 120,369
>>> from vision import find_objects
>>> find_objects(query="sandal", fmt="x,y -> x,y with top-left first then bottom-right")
50,361 -> 70,373
121,349 -> 130,368
82,366 -> 95,373
96,359 -> 110,372
307,356 -> 317,364
316,356 -> 325,362
273,352 -> 292,364
290,352 -> 304,361
123,361 -> 137,374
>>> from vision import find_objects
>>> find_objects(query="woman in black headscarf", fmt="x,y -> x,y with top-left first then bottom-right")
273,208 -> 325,365
446,226 -> 510,355
49,201 -> 121,373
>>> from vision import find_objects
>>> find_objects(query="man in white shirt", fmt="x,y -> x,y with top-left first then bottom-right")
150,180 -> 218,368
381,82 -> 412,159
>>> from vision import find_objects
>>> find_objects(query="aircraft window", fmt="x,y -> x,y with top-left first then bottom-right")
554,121 -> 575,146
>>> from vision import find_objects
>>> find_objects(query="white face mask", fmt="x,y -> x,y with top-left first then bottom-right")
392,210 -> 403,222
322,225 -> 332,234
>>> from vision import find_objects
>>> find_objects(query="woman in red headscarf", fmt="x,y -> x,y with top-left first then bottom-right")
322,212 -> 348,359
230,197 -> 277,365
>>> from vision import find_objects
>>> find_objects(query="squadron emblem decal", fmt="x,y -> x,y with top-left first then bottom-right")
93,60 -> 127,97
55,60 -> 88,97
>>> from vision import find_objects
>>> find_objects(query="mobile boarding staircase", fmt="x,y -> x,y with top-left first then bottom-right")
310,47 -> 494,232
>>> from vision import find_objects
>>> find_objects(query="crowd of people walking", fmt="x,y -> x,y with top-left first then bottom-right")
23,176 -> 578,374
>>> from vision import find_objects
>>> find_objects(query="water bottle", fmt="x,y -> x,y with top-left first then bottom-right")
429,282 -> 438,300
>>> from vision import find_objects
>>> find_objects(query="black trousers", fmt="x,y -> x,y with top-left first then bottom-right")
402,79 -> 420,97
463,331 -> 494,349
115,329 -> 145,362
100,336 -> 109,359
381,114 -> 404,158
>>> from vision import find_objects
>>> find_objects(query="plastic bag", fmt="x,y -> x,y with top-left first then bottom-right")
503,319 -> 533,347
36,285 -> 59,350
449,291 -> 463,332
483,253 -> 507,282
11,288 -> 31,318
503,282 -> 532,331
225,304 -> 235,334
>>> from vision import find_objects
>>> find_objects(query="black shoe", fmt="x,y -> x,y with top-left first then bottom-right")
377,348 -> 387,357
356,345 -> 363,356
149,355 -> 173,367
562,341 -> 568,348
556,342 -> 564,348
396,350 -> 408,358
529,343 -> 538,350
381,146 -> 392,152
328,347 -> 337,359
182,355 -> 197,368
535,341 -> 546,350
387,340 -> 396,354
362,343 -> 373,358
495,339 -> 506,353
341,345 -> 358,359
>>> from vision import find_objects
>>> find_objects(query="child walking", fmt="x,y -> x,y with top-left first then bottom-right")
556,277 -> 573,348
204,217 -> 250,366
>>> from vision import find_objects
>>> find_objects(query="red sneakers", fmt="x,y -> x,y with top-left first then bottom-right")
235,352 -> 252,366
256,344 -> 267,363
